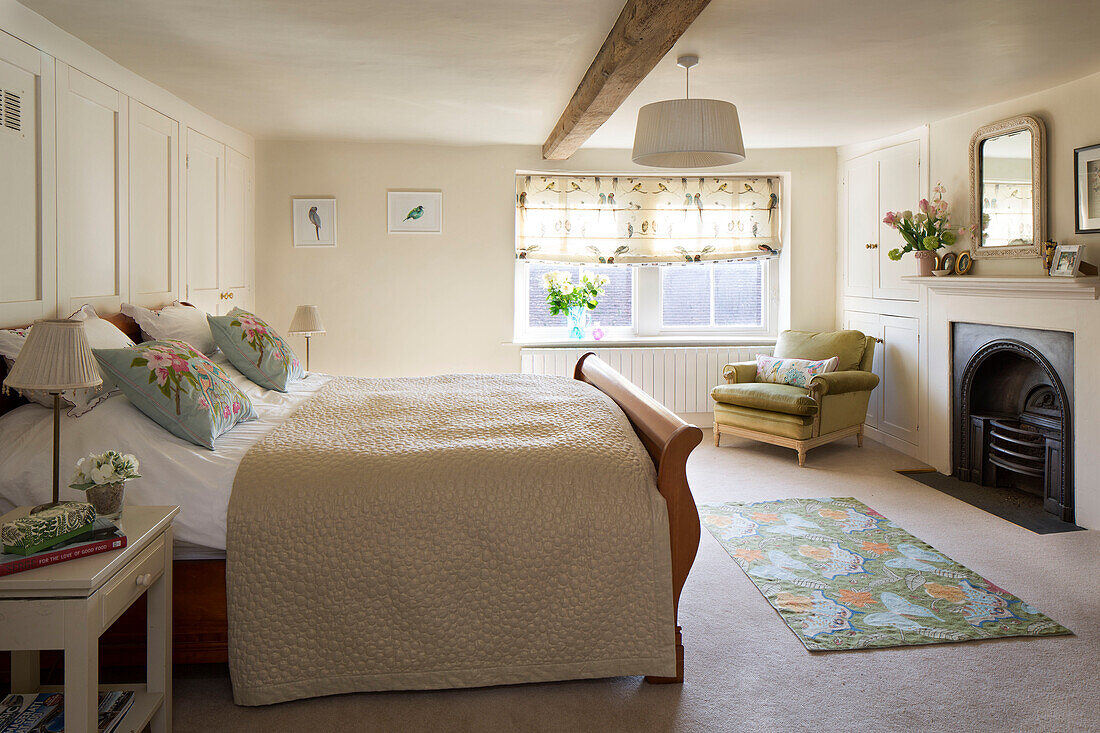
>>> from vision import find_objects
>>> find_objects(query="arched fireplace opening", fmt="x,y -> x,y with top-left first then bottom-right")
954,329 -> 1073,523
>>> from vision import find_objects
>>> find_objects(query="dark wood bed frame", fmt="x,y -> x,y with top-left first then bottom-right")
1,312 -> 703,684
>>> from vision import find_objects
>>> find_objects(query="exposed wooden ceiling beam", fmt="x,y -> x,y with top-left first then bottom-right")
541,0 -> 713,160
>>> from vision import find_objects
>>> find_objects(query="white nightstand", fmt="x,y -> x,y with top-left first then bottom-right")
0,505 -> 178,733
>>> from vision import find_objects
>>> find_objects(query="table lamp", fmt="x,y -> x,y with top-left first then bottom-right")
288,305 -> 325,371
2,319 -> 102,513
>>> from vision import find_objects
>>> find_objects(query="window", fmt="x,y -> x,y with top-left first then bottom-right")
526,263 -> 633,330
661,261 -> 764,329
514,172 -> 782,343
517,258 -> 775,341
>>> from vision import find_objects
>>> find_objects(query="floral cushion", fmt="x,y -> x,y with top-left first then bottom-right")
207,308 -> 303,392
94,340 -> 255,450
755,353 -> 839,389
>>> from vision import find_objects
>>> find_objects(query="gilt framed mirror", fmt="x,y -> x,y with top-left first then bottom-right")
969,115 -> 1045,258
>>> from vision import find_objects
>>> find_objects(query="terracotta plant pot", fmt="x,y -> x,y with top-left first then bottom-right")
914,250 -> 936,277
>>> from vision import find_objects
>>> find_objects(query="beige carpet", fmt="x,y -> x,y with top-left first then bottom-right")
174,433 -> 1098,732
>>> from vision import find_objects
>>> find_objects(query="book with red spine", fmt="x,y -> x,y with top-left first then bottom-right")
0,518 -> 126,577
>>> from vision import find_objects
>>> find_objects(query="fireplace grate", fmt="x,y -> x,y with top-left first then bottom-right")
988,419 -> 1052,479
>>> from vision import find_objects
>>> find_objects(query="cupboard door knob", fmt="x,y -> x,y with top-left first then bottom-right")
135,573 -> 152,587
873,337 -> 884,344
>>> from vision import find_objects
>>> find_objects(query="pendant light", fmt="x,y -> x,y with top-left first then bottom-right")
632,55 -> 745,168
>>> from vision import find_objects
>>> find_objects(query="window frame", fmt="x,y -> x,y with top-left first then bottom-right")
514,257 -> 778,344
651,259 -> 777,339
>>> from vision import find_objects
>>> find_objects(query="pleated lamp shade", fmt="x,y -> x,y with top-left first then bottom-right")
3,319 -> 102,391
631,98 -> 745,168
288,305 -> 326,335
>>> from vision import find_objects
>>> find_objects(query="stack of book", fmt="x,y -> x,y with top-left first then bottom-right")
0,518 -> 126,577
0,690 -> 134,732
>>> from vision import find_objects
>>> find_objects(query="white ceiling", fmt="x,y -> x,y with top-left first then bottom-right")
20,0 -> 1100,149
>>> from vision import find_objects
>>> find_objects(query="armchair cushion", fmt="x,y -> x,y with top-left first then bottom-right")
755,353 -> 838,388
711,382 -> 818,417
809,370 -> 880,396
775,329 -> 870,372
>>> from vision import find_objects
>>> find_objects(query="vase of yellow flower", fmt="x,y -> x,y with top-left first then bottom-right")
541,270 -> 610,340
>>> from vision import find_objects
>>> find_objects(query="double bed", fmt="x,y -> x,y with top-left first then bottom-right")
0,309 -> 703,702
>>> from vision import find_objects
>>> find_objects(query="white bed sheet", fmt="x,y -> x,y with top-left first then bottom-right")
0,354 -> 330,556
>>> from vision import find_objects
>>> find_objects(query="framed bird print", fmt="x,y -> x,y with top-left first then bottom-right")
388,190 -> 442,233
293,197 -> 337,247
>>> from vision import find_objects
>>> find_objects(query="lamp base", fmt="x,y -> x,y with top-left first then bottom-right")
31,500 -> 63,515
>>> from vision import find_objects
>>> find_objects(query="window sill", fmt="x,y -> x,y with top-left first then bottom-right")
508,335 -> 777,348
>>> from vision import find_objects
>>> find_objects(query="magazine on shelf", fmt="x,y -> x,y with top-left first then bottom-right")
0,690 -> 134,732
0,518 -> 126,577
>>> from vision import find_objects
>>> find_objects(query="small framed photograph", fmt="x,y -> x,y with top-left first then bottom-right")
388,191 -> 442,233
955,251 -> 973,275
1049,244 -> 1083,277
1075,143 -> 1100,233
293,198 -> 337,247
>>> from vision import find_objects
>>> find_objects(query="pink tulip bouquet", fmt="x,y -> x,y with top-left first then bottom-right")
883,183 -> 959,261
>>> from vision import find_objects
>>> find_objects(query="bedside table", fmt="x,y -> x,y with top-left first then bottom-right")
0,505 -> 178,733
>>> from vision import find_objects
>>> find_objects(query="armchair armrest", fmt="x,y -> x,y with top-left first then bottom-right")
809,370 -> 880,396
722,361 -> 758,384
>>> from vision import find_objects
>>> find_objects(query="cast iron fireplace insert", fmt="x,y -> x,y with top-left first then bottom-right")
952,322 -> 1073,523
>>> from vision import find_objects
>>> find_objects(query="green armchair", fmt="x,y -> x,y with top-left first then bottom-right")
711,329 -> 879,466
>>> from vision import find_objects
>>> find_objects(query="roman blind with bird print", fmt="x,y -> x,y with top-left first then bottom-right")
515,174 -> 781,265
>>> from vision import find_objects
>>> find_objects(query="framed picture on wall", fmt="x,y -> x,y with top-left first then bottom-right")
387,191 -> 442,233
293,197 -> 337,247
1074,143 -> 1100,233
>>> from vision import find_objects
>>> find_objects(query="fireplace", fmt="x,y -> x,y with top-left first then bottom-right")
952,323 -> 1074,523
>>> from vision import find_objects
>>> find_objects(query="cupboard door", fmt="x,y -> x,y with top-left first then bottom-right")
185,129 -> 223,315
56,64 -> 127,315
221,147 -> 253,313
873,140 -> 921,300
0,36 -> 54,325
843,311 -> 882,430
844,155 -> 875,298
128,100 -> 178,308
879,314 -> 919,443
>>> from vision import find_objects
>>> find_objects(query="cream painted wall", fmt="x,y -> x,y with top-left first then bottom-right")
931,69 -> 1100,274
256,143 -> 836,378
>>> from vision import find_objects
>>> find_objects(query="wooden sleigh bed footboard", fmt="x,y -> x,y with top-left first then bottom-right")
574,352 -> 703,682
3,346 -> 703,684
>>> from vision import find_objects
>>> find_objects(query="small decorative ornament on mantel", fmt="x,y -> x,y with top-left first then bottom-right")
1048,243 -> 1098,278
882,182 -> 962,276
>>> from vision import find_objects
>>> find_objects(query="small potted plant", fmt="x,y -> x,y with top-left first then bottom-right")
69,451 -> 141,520
542,270 -> 609,339
883,183 -> 960,277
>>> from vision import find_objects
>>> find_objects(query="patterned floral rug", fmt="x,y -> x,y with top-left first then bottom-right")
699,497 -> 1072,651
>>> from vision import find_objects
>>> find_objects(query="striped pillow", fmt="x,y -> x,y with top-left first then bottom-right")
755,353 -> 839,388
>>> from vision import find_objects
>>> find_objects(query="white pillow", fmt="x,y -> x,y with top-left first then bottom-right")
1,305 -> 135,416
121,301 -> 217,355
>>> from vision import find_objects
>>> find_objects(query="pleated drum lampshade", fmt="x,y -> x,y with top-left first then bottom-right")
3,319 -> 102,393
631,98 -> 745,168
288,305 -> 326,335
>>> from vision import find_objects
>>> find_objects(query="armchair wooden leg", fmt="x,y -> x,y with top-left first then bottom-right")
797,446 -> 807,467
857,424 -> 864,448
713,423 -> 721,447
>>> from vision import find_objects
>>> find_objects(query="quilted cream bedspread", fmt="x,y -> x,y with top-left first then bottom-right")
226,373 -> 675,705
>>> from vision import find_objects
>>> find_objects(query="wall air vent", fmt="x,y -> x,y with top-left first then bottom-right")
1,89 -> 22,134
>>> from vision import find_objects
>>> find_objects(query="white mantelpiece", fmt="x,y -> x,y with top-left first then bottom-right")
902,275 -> 1100,300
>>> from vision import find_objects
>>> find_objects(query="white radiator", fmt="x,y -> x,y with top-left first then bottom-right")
520,345 -> 774,416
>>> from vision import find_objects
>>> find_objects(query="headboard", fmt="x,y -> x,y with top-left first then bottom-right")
0,309 -> 151,420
